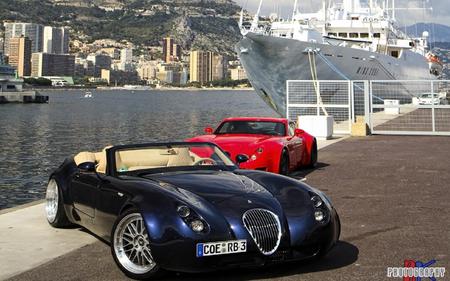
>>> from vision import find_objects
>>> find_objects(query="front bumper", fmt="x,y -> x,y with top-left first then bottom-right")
148,208 -> 340,273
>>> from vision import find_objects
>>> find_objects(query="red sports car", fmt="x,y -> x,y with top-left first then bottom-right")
187,117 -> 317,175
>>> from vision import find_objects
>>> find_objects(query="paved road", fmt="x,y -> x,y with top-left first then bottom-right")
7,136 -> 450,281
374,108 -> 450,132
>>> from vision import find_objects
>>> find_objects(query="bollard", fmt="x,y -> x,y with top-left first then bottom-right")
351,116 -> 371,136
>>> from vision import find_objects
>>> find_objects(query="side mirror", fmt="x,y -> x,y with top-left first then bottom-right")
78,162 -> 96,173
204,127 -> 214,135
294,128 -> 305,136
236,154 -> 249,164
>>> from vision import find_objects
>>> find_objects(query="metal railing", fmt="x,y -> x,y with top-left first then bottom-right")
286,80 -> 450,136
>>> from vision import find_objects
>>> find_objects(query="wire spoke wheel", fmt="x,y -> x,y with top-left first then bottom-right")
113,213 -> 156,275
45,179 -> 59,223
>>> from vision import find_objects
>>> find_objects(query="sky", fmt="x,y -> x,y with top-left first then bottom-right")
234,0 -> 450,26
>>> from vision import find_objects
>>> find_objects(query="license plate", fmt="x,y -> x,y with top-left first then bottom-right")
196,240 -> 246,257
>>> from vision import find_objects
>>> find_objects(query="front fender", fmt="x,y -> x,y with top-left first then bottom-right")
134,186 -> 235,270
236,170 -> 338,249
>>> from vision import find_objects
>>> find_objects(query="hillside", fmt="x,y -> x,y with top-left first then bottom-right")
406,23 -> 450,43
0,0 -> 243,55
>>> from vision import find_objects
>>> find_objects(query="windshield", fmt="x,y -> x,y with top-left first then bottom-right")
114,143 -> 235,173
215,121 -> 286,136
420,93 -> 437,98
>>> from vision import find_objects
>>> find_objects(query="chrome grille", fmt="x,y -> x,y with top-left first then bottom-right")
242,209 -> 282,255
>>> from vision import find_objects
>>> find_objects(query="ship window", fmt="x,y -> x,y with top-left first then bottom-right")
328,33 -> 337,37
350,33 -> 359,38
357,67 -> 362,74
391,51 -> 399,58
374,33 -> 381,38
351,17 -> 359,20
7,85 -> 15,90
360,33 -> 369,38
338,33 -> 348,38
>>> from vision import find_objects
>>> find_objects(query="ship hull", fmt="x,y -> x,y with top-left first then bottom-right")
237,32 -> 432,117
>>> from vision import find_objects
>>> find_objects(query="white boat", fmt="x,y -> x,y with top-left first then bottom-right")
83,91 -> 93,98
237,0 -> 440,116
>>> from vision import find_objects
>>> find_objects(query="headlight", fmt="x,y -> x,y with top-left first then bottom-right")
177,205 -> 191,218
311,196 -> 323,208
176,203 -> 209,233
190,220 -> 205,232
314,210 -> 325,222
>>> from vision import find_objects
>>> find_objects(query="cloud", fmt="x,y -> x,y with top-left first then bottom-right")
233,0 -> 448,25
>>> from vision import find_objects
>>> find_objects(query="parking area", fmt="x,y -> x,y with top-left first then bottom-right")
7,135 -> 450,281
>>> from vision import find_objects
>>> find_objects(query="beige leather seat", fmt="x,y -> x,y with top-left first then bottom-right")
73,146 -> 112,174
74,147 -> 197,174
115,147 -> 195,172
74,152 -> 96,166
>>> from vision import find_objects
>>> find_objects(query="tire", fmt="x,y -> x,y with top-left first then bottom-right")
111,209 -> 162,280
279,150 -> 289,175
308,140 -> 318,168
45,178 -> 73,228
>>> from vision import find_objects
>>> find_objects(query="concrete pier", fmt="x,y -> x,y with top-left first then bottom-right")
0,91 -> 49,104
0,138 -> 346,280
0,201 -> 97,280
2,135 -> 449,281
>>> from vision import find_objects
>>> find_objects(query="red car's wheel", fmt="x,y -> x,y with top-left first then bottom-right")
279,150 -> 289,175
308,140 -> 318,168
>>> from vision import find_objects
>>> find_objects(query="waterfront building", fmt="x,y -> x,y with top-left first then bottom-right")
137,61 -> 157,81
0,64 -> 23,92
162,37 -> 181,63
86,54 -> 112,77
3,22 -> 44,55
99,47 -> 120,59
101,69 -> 111,84
189,51 -> 226,84
120,48 -> 133,71
8,37 -> 32,77
31,53 -> 75,77
43,26 -> 70,54
0,38 -> 4,54
75,57 -> 95,77
156,62 -> 188,86
230,66 -> 248,80
102,69 -> 139,85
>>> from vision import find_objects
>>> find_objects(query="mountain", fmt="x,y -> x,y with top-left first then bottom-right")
406,23 -> 450,43
0,0 -> 243,55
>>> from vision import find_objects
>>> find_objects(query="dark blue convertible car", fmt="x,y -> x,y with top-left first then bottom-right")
45,142 -> 340,280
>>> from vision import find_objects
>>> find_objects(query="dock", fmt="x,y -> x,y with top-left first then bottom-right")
0,91 -> 49,104
2,135 -> 450,280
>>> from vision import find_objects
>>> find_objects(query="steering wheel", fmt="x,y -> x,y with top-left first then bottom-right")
193,158 -> 217,166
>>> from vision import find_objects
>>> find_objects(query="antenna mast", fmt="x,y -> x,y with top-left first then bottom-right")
292,0 -> 298,20
251,0 -> 263,31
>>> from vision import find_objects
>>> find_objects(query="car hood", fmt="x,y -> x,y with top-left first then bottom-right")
191,134 -> 280,155
144,170 -> 282,214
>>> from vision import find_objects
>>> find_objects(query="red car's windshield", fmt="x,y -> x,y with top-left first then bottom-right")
215,121 -> 286,136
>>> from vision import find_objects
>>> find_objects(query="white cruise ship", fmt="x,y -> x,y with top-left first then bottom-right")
236,0 -> 441,116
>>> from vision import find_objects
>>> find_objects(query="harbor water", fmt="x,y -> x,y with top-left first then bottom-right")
0,89 -> 276,210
